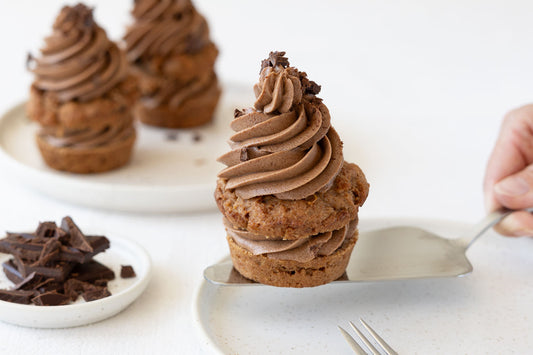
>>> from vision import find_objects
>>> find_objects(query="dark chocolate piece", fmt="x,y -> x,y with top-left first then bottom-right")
82,286 -> 111,302
2,259 -> 24,284
31,238 -> 61,266
94,279 -> 108,287
64,279 -> 110,302
35,222 -> 58,238
0,289 -> 37,304
61,216 -> 93,252
63,279 -> 87,301
33,278 -> 63,294
59,236 -> 110,263
13,272 -> 44,291
70,260 -> 115,283
31,291 -> 70,306
0,235 -> 108,263
120,265 -> 136,278
13,255 -> 75,282
0,234 -> 49,260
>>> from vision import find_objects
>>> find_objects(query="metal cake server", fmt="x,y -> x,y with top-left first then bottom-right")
204,208 -> 533,286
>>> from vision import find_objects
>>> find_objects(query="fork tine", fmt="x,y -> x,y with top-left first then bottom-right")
349,321 -> 380,355
359,318 -> 398,355
337,326 -> 367,355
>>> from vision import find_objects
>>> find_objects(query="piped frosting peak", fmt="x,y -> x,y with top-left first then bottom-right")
218,51 -> 343,200
28,4 -> 127,102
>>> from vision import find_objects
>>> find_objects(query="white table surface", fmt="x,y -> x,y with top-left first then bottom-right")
0,1 -> 532,354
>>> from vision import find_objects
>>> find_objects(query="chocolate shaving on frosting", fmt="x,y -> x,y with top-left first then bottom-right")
234,109 -> 244,118
260,51 -> 290,72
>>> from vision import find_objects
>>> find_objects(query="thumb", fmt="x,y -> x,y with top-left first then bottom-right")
493,165 -> 533,209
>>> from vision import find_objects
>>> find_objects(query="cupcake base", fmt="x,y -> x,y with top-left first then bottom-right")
216,162 -> 369,240
227,232 -> 358,288
36,132 -> 136,174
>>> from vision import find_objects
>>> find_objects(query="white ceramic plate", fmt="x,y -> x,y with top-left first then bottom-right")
0,236 -> 151,328
193,218 -> 533,354
0,83 -> 252,213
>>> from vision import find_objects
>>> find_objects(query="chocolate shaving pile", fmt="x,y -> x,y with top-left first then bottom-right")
0,217 -> 115,306
261,51 -> 290,71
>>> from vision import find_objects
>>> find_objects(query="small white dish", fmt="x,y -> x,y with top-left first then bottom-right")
0,83 -> 251,213
0,236 -> 151,328
193,218 -> 533,354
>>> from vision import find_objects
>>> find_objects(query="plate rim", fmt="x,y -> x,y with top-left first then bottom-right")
0,101 -> 217,194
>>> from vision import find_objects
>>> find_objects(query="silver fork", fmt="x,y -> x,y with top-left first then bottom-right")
338,318 -> 398,355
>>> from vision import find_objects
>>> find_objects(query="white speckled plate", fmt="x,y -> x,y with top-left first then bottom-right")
0,236 -> 151,328
193,218 -> 533,354
0,83 -> 251,213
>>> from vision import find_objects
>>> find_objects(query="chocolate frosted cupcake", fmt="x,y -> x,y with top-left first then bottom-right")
124,0 -> 221,128
27,4 -> 137,174
215,52 -> 369,288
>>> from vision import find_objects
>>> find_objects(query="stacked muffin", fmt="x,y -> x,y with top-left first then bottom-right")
27,4 -> 137,174
124,0 -> 221,128
215,52 -> 369,287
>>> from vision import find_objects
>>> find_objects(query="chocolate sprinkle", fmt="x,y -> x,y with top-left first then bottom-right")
240,147 -> 249,162
234,109 -> 244,118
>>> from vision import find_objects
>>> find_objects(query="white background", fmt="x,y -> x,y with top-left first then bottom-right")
0,1 -> 532,354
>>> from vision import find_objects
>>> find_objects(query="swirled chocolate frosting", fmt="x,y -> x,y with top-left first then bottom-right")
217,52 -> 344,200
125,0 -> 211,61
38,116 -> 135,150
226,218 -> 357,263
28,4 -> 127,103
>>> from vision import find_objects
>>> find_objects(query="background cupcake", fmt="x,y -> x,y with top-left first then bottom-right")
125,0 -> 221,128
27,3 -> 137,174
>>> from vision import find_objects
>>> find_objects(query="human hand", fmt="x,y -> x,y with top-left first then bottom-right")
484,104 -> 533,236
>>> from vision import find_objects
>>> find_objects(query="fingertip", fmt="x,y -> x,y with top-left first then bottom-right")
493,211 -> 533,237
492,167 -> 533,209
